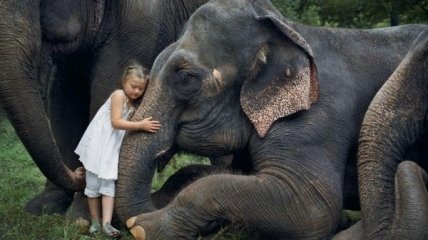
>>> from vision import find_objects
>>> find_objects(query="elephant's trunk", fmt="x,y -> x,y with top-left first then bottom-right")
358,30 -> 428,239
0,1 -> 79,191
390,161 -> 428,238
116,78 -> 177,222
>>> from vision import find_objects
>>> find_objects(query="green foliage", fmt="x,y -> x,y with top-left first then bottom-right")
270,0 -> 323,25
270,0 -> 428,27
152,152 -> 210,191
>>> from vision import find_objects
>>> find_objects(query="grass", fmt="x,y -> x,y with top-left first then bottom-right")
0,109 -> 89,240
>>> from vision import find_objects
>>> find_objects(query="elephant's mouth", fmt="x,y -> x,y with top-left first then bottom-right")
154,145 -> 178,172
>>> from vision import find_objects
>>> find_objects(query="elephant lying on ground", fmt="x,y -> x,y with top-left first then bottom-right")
115,0 -> 427,238
0,0 -> 208,215
357,27 -> 428,239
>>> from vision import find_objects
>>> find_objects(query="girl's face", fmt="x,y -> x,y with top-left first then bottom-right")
123,74 -> 147,101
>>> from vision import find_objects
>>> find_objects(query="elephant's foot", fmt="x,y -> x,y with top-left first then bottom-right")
25,182 -> 74,215
66,191 -> 90,226
126,210 -> 171,240
126,208 -> 224,239
127,214 -> 152,240
127,216 -> 146,240
129,222 -> 147,240
130,226 -> 146,240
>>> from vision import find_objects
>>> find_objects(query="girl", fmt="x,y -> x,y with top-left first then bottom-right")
75,64 -> 161,238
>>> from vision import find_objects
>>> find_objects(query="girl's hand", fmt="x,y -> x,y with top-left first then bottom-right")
139,117 -> 161,132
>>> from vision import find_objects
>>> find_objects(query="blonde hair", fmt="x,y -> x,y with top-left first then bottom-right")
120,64 -> 149,87
120,63 -> 150,111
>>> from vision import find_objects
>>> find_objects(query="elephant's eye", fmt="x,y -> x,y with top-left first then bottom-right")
177,71 -> 196,85
171,69 -> 204,101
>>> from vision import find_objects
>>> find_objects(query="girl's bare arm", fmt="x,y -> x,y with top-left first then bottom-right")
110,90 -> 161,132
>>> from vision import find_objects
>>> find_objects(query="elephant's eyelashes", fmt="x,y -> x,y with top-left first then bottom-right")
170,69 -> 204,101
178,71 -> 195,85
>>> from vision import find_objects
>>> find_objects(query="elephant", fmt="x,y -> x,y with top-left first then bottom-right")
115,0 -> 427,239
357,27 -> 428,239
0,0 -> 209,216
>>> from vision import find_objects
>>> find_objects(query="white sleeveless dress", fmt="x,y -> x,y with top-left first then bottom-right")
75,90 -> 133,180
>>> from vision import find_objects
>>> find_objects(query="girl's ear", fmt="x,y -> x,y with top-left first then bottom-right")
240,10 -> 319,138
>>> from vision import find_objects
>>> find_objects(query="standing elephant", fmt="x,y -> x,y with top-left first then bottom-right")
0,0 -> 209,215
116,0 -> 426,239
357,28 -> 428,239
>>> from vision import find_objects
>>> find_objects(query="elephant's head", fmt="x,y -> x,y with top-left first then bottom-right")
40,0 -> 104,53
358,27 -> 428,239
116,0 -> 319,221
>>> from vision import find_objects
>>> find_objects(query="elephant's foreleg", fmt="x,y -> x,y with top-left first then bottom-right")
25,180 -> 74,215
388,161 -> 428,239
66,192 -> 90,225
127,173 -> 341,239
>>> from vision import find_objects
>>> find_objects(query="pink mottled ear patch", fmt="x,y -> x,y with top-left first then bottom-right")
241,66 -> 318,138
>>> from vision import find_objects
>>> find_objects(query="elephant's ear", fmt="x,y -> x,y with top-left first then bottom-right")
240,13 -> 319,138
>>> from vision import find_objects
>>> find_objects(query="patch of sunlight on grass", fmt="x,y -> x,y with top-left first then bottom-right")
152,152 -> 210,191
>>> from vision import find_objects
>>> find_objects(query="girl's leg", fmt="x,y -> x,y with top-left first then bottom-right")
101,195 -> 114,225
99,178 -> 121,237
88,197 -> 102,221
87,197 -> 102,234
85,171 -> 102,234
101,195 -> 121,237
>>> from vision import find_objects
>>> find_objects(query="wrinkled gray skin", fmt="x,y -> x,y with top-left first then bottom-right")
116,0 -> 426,239
357,28 -> 428,239
0,0 -> 208,216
